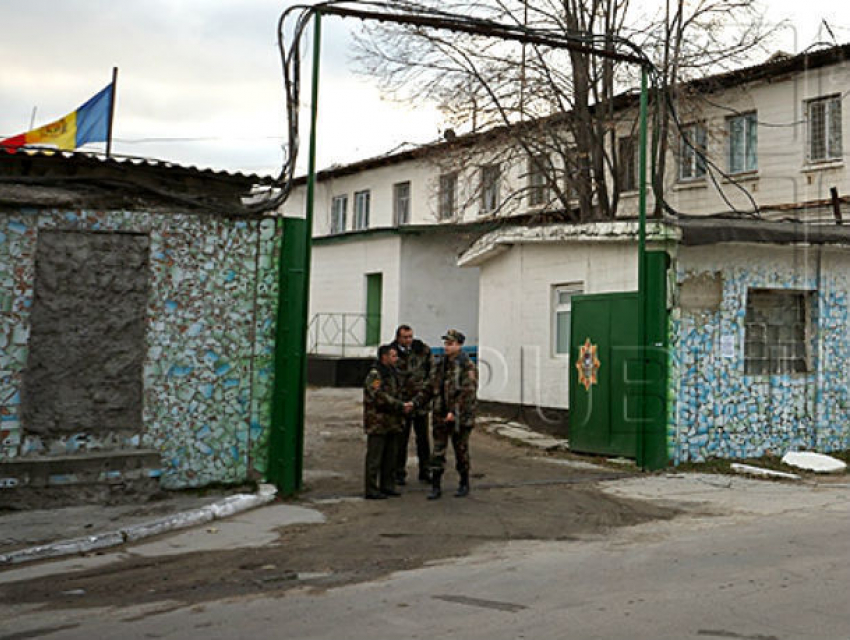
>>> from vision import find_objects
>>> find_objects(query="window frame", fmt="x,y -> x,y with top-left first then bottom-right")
617,136 -> 638,192
393,181 -> 411,226
330,194 -> 347,234
353,189 -> 371,231
728,111 -> 758,175
438,172 -> 458,220
480,163 -> 501,214
527,154 -> 550,208
679,122 -> 708,181
552,283 -> 583,358
744,288 -> 814,376
807,95 -> 842,163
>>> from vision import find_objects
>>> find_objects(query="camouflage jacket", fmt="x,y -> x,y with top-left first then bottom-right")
390,339 -> 434,415
363,362 -> 406,435
418,351 -> 477,428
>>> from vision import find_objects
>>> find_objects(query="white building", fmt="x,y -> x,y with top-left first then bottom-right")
286,45 -> 850,464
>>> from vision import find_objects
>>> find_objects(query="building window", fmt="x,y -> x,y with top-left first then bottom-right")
330,195 -> 347,234
553,284 -> 583,356
728,112 -> 758,174
618,136 -> 637,192
679,123 -> 707,180
439,173 -> 457,220
480,163 -> 500,214
527,155 -> 550,207
353,190 -> 370,230
808,95 -> 842,163
744,289 -> 813,375
393,181 -> 411,225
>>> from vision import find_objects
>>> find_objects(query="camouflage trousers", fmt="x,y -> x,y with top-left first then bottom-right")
429,419 -> 472,476
364,432 -> 399,496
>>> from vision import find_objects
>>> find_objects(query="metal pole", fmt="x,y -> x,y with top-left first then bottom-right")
106,67 -> 118,158
636,66 -> 649,469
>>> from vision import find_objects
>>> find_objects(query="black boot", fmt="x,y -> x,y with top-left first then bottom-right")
427,472 -> 442,500
454,473 -> 469,498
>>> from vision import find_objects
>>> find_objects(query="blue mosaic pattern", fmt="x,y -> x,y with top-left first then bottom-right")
670,249 -> 850,463
0,208 -> 282,489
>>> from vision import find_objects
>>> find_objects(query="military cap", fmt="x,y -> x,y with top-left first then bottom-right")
441,329 -> 466,344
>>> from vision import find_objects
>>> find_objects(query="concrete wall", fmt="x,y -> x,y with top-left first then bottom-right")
399,234 -> 480,348
476,241 -> 639,411
0,208 -> 282,489
670,244 -> 850,463
308,235 -> 402,356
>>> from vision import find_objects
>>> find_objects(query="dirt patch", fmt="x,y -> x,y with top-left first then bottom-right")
0,389 -> 677,609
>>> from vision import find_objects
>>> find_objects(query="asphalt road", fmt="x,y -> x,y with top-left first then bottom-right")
3,474 -> 849,640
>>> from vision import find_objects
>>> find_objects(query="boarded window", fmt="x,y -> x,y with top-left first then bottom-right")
744,289 -> 813,375
22,231 -> 150,437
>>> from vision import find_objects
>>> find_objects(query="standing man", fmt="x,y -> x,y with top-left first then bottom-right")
363,345 -> 411,499
391,324 -> 434,486
416,329 -> 477,500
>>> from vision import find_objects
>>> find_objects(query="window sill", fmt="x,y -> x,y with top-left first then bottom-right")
802,160 -> 844,173
722,171 -> 759,184
672,179 -> 708,191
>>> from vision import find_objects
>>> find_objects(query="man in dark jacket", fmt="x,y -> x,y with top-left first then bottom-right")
415,329 -> 477,500
363,344 -> 411,499
390,324 -> 434,485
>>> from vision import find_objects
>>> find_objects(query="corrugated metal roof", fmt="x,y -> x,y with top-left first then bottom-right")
0,147 -> 276,185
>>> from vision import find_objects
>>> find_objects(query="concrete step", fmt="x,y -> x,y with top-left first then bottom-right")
0,450 -> 163,509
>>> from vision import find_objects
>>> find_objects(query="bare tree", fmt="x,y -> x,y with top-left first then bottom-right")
353,0 -> 782,222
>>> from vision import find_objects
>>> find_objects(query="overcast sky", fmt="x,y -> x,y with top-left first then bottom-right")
1,0 -> 847,177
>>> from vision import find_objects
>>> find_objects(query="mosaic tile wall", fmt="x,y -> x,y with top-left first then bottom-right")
0,208 -> 282,488
669,244 -> 850,463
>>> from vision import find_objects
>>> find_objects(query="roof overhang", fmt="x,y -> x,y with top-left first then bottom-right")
458,220 -> 679,267
677,218 -> 850,246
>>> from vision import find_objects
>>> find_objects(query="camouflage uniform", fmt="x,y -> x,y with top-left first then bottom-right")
363,362 -> 406,497
390,338 -> 434,482
420,350 -> 477,478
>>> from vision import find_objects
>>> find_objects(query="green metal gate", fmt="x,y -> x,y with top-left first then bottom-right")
569,251 -> 669,468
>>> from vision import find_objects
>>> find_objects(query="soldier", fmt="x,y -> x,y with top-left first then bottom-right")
362,344 -> 412,499
416,329 -> 477,500
390,324 -> 434,486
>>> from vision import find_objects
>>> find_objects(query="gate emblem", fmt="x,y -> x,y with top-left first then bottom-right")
576,338 -> 600,391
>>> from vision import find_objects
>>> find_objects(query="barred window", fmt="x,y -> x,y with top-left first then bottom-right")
439,173 -> 457,220
744,289 -> 814,375
808,96 -> 842,162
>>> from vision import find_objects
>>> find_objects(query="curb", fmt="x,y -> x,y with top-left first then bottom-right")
0,484 -> 278,567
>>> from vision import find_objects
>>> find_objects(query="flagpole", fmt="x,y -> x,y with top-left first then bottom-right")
106,67 -> 118,157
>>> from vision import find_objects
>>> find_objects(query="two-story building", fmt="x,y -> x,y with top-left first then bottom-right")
286,45 -> 850,465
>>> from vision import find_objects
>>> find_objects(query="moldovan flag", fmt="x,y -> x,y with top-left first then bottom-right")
1,83 -> 113,152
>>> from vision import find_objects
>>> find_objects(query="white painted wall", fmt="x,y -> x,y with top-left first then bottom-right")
477,242 -> 639,410
308,235 -> 401,357
398,234 -> 480,348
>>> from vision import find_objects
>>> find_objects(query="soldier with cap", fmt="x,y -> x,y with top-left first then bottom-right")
390,324 -> 434,486
415,329 -> 478,500
362,344 -> 412,499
